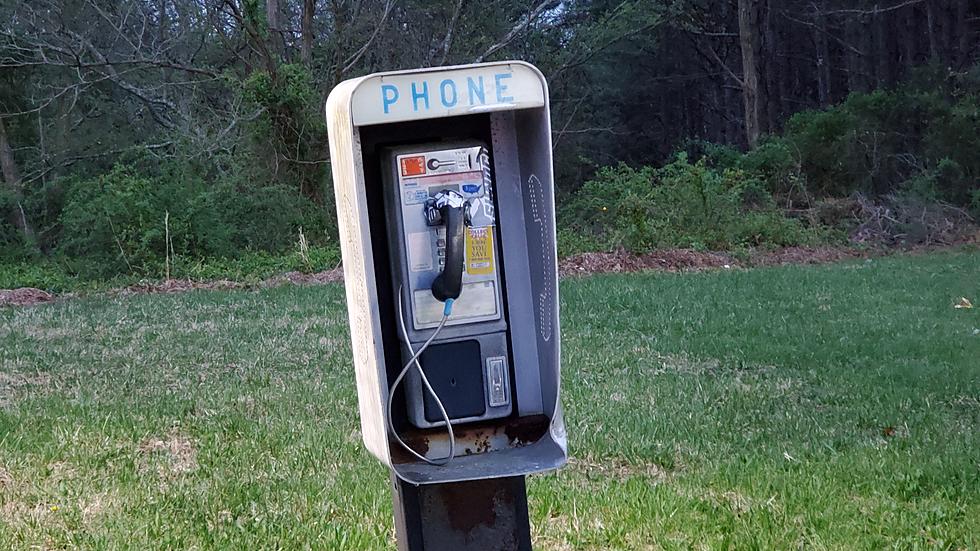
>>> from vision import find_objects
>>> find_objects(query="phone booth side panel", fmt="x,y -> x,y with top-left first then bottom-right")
326,78 -> 393,466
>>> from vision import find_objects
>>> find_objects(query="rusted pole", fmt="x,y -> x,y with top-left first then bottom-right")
391,474 -> 532,550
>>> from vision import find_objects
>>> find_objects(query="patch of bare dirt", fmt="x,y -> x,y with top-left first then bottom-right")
111,267 -> 345,298
263,267 -> 345,286
559,246 -> 888,276
2,243 -> 970,306
80,491 -> 116,523
0,287 -> 54,307
746,246 -> 871,267
0,467 -> 13,488
114,278 -> 243,296
0,501 -> 59,525
559,249 -> 735,277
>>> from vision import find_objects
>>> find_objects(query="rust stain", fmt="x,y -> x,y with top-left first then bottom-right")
390,435 -> 430,464
391,414 -> 551,464
503,415 -> 549,446
435,479 -> 511,534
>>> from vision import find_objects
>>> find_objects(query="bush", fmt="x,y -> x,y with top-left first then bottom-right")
559,154 -> 822,254
784,70 -> 979,204
0,261 -> 76,292
57,161 -> 332,277
738,138 -> 804,198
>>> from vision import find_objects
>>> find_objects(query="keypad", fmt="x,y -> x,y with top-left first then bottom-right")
436,237 -> 446,269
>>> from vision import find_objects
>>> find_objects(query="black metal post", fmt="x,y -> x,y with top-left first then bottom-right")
391,474 -> 532,551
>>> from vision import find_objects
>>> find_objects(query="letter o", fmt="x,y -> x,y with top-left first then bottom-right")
440,79 -> 458,108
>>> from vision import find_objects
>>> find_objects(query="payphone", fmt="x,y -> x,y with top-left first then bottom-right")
326,61 -> 565,486
383,143 -> 511,434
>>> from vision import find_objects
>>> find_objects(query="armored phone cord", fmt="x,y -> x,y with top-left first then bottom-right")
386,286 -> 457,466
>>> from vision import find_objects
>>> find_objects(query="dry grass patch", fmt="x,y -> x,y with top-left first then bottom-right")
0,467 -> 14,488
567,457 -> 670,482
0,371 -> 57,409
138,430 -> 198,476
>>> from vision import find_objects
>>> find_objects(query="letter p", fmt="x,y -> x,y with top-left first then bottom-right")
381,85 -> 399,114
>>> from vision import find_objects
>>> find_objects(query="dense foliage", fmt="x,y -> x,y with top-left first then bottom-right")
563,66 -> 980,255
0,1 -> 977,283
56,161 -> 330,276
782,66 -> 980,206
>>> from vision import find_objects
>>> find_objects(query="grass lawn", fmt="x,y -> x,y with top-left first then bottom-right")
1,250 -> 978,549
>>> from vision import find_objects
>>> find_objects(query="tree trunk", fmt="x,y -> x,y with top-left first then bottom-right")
901,5 -> 918,76
329,0 -> 347,85
302,0 -> 315,66
738,0 -> 767,147
0,118 -> 34,242
267,0 -> 281,59
814,10 -> 831,106
956,0 -> 970,67
925,0 -> 938,59
843,16 -> 865,93
875,12 -> 893,88
762,2 -> 779,132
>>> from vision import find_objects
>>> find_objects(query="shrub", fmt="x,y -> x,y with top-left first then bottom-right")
738,137 -> 804,198
784,70 -> 979,204
57,164 -> 163,275
0,261 -> 77,292
558,154 -> 821,254
783,102 -> 863,197
676,140 -> 743,170
57,161 -> 333,277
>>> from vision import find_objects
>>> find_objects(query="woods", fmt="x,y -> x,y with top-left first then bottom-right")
0,0 -> 977,279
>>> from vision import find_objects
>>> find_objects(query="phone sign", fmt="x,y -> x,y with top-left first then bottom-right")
349,63 -> 546,126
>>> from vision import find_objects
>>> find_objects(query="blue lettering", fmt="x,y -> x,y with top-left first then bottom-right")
411,81 -> 429,112
439,79 -> 458,108
381,84 -> 399,114
495,73 -> 514,103
467,76 -> 485,106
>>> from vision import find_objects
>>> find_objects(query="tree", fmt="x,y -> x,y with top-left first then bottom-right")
738,0 -> 768,147
302,0 -> 315,65
0,118 -> 33,243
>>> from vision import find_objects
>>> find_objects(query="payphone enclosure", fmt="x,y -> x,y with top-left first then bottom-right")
326,62 -> 566,485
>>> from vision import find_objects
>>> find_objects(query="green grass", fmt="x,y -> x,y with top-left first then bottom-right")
1,251 -> 977,549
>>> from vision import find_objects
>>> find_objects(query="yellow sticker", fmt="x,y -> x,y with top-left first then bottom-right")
465,226 -> 494,275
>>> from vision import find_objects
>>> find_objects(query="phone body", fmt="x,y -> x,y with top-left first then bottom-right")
381,142 -> 513,429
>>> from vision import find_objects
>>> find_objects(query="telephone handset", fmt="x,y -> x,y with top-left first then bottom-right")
425,190 -> 466,302
382,143 -> 512,448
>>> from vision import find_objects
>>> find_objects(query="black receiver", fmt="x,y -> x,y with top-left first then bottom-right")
427,191 -> 467,302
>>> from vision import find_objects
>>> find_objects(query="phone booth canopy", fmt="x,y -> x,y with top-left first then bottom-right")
326,61 -> 565,485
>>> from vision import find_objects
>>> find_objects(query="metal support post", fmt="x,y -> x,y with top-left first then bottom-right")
391,474 -> 532,551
